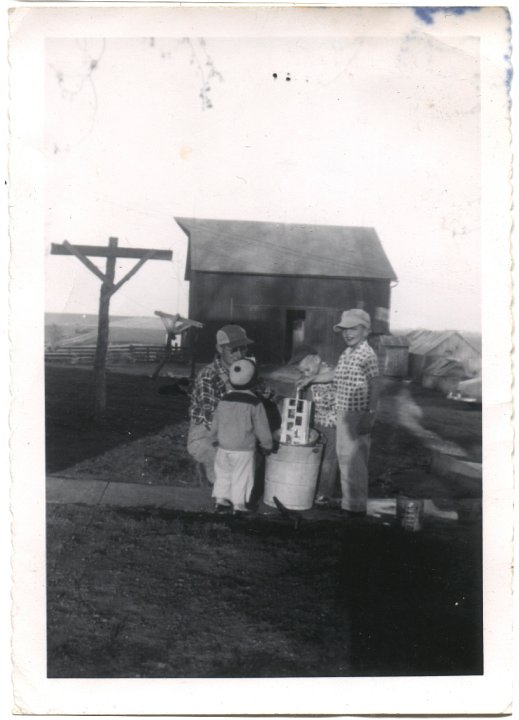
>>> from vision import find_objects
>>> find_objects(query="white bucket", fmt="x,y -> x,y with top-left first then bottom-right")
264,431 -> 323,510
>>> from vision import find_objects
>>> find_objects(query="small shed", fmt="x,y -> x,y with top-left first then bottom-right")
369,334 -> 409,377
421,357 -> 470,395
407,330 -> 481,381
177,217 -> 398,365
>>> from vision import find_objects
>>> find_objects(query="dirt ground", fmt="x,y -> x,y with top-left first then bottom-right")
45,364 -> 483,678
46,365 -> 481,494
47,504 -> 482,678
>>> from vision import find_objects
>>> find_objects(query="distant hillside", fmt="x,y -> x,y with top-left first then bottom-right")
45,313 -> 167,348
45,312 -> 135,327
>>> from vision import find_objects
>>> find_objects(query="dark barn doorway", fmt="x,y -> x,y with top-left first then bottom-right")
285,309 -> 306,361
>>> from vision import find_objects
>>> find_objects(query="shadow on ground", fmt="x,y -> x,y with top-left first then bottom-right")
45,365 -> 191,473
47,504 -> 482,679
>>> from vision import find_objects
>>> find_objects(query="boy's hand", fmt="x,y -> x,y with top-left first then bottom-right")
358,411 -> 375,435
296,376 -> 311,390
259,446 -> 272,456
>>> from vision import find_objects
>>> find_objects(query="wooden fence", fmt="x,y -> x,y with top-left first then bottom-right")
45,344 -> 191,366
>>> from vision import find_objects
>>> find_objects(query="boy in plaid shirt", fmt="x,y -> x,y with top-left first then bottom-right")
298,309 -> 380,516
187,324 -> 274,489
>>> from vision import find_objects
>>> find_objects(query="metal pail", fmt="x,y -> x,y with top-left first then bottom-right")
264,431 -> 323,510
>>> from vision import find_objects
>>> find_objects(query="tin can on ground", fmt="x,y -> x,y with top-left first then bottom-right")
396,496 -> 425,532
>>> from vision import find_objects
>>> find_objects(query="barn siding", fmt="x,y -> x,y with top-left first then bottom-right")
189,272 -> 391,363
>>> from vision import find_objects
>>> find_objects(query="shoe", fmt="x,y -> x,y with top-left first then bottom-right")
341,509 -> 367,519
232,504 -> 251,516
315,496 -> 340,509
214,500 -> 232,514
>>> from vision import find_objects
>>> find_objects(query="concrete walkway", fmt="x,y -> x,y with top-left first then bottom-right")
47,447 -> 481,514
47,474 -> 216,512
46,473 -> 469,529
46,474 -> 341,521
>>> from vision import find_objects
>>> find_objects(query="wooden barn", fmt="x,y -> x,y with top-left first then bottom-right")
177,218 -> 397,365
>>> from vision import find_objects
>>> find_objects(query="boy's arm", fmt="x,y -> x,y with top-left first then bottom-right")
208,408 -> 219,444
357,354 -> 381,435
191,368 -> 220,428
296,366 -> 335,390
356,376 -> 381,436
369,375 -> 382,413
365,351 -> 382,413
252,403 -> 273,452
254,376 -> 278,403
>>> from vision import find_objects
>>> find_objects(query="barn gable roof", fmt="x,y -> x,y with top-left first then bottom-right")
407,330 -> 455,355
407,329 -> 481,357
177,218 -> 397,281
463,332 -> 482,355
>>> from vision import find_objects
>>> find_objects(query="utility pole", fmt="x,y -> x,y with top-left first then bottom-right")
51,237 -> 172,418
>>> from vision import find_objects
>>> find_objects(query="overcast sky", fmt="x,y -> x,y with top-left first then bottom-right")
44,19 -> 482,331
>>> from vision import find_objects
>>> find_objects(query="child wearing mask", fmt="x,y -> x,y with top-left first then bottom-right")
209,358 -> 273,514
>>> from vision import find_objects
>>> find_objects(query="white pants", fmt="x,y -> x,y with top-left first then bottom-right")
212,448 -> 255,508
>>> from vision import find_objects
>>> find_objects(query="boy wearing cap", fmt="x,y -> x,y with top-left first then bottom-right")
298,309 -> 380,516
209,358 -> 273,513
187,324 -> 273,488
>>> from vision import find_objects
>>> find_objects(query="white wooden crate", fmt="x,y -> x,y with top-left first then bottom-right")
279,396 -> 312,445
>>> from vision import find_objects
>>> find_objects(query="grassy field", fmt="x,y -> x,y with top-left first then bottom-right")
45,364 -> 483,678
45,365 -> 193,478
45,366 -> 481,494
47,504 -> 482,678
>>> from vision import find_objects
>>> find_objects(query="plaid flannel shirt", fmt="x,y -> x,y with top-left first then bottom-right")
310,382 -> 337,428
334,341 -> 379,412
189,356 -> 275,429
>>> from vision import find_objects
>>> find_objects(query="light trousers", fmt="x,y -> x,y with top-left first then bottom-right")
315,424 -> 340,499
335,411 -> 372,512
212,448 -> 255,508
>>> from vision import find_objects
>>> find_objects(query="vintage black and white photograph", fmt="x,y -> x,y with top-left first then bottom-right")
8,4 -> 514,716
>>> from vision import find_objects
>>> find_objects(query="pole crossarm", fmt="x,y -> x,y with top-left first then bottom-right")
52,241 -> 109,284
51,236 -> 173,418
109,251 -> 158,296
51,241 -> 172,261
